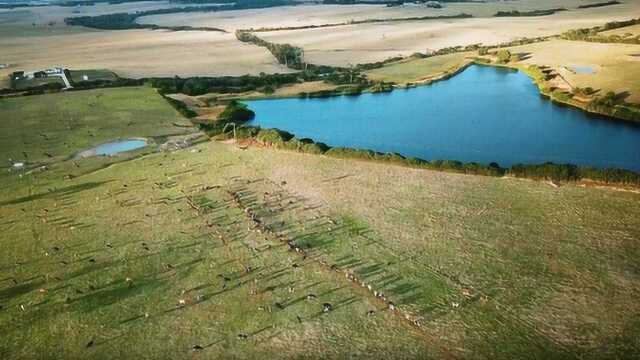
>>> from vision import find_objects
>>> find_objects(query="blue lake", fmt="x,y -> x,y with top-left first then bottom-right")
94,139 -> 146,155
246,65 -> 640,171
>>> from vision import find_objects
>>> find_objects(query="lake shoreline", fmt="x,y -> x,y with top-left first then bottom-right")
206,133 -> 640,190
223,59 -> 639,124
242,64 -> 640,173
474,61 -> 640,124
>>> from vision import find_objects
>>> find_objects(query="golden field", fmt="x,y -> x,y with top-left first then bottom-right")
2,0 -> 639,88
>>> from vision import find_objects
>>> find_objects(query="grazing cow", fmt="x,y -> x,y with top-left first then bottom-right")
306,294 -> 317,301
323,303 -> 332,312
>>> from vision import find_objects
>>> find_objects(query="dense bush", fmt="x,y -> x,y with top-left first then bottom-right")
70,77 -> 144,90
578,167 -> 640,185
236,31 -> 306,69
509,163 -> 579,181
509,163 -> 640,185
495,50 -> 511,64
150,73 -> 302,96
218,101 -> 255,122
587,92 -> 640,122
256,128 -> 294,145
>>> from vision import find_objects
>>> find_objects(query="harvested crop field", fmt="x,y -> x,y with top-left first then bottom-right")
255,2 -> 639,66
0,1 -> 179,37
137,1 -> 634,31
1,0 -> 638,83
0,29 -> 291,82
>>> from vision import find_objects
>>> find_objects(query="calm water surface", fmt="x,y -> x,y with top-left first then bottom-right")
246,65 -> 640,171
94,139 -> 146,155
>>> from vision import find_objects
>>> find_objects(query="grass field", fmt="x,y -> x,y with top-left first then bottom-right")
1,89 -> 639,359
365,52 -> 472,84
0,86 -> 190,167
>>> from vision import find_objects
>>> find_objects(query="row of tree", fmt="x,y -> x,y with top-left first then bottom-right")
150,73 -> 303,96
494,8 -> 566,17
560,18 -> 640,44
64,0 -> 294,30
236,31 -> 306,69
245,13 -> 471,33
201,121 -> 640,186
586,92 -> 640,122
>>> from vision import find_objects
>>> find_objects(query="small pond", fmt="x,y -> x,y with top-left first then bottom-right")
80,139 -> 147,158
571,65 -> 596,74
246,65 -> 640,171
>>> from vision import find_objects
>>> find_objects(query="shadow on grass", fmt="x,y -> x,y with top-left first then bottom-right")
0,181 -> 112,206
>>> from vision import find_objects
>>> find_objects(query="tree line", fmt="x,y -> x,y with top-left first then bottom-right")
560,18 -> 640,44
202,121 -> 640,186
64,0 -> 294,30
245,13 -> 472,33
494,8 -> 566,17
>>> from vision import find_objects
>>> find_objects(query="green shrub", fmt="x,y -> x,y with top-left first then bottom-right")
509,163 -> 579,181
301,142 -> 327,154
551,90 -> 572,102
496,50 -> 511,64
374,152 -> 406,164
325,147 -> 377,160
219,100 -> 255,122
236,126 -> 260,139
578,167 -> 640,185
256,128 -> 294,144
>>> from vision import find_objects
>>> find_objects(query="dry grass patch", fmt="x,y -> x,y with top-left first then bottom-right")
0,29 -> 291,80
256,1 -> 640,66
0,1 -> 178,38
508,39 -> 640,102
137,1 -> 633,31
